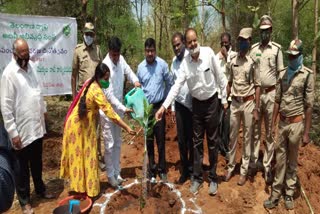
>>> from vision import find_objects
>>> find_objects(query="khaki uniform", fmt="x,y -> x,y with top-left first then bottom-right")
271,66 -> 314,199
249,41 -> 284,173
72,43 -> 103,91
227,54 -> 261,175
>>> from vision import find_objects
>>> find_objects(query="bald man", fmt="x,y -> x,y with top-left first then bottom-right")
1,38 -> 54,214
155,28 -> 228,195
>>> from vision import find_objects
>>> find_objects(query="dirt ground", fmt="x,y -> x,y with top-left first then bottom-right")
4,97 -> 320,214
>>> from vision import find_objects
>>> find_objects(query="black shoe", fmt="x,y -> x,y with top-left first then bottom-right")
284,195 -> 294,210
38,191 -> 55,199
177,174 -> 189,184
263,197 -> 279,209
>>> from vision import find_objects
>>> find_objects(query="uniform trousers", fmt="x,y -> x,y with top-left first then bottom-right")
227,99 -> 255,176
271,120 -> 303,199
251,90 -> 275,173
192,93 -> 220,183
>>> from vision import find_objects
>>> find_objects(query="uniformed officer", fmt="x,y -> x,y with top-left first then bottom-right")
249,15 -> 284,184
71,22 -> 103,99
71,22 -> 104,170
264,39 -> 314,210
225,28 -> 261,186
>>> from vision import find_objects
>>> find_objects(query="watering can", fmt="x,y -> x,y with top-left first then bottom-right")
124,88 -> 148,120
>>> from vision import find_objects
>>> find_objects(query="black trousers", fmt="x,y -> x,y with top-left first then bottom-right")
175,101 -> 193,176
147,102 -> 166,177
14,138 -> 45,206
192,93 -> 220,183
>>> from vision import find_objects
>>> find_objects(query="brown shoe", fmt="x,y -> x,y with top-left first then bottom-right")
22,204 -> 34,214
237,174 -> 246,186
224,171 -> 232,182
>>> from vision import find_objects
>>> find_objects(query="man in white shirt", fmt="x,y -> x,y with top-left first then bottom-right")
170,32 -> 193,184
100,37 -> 140,187
216,32 -> 237,159
0,38 -> 54,214
155,28 -> 228,195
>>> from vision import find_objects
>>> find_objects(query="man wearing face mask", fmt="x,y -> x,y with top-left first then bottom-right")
71,22 -> 103,99
249,15 -> 284,184
1,38 -> 54,214
216,32 -> 237,159
155,28 -> 228,195
170,32 -> 193,184
264,39 -> 314,210
225,28 -> 261,186
100,37 -> 140,187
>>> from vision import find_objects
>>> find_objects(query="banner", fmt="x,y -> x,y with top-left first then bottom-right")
0,13 -> 77,96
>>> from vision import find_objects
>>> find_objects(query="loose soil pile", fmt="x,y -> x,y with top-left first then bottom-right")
5,97 -> 320,214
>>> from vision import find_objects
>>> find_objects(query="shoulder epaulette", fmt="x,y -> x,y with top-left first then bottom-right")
230,54 -> 237,60
250,42 -> 259,50
302,66 -> 314,74
75,43 -> 84,49
271,42 -> 282,50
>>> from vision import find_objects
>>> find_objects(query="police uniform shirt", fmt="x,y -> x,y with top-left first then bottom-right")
250,41 -> 284,87
275,66 -> 314,117
228,54 -> 261,97
72,42 -> 103,90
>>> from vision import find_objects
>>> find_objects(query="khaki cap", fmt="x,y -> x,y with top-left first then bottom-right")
238,28 -> 252,39
286,39 -> 303,55
83,22 -> 95,33
259,15 -> 272,29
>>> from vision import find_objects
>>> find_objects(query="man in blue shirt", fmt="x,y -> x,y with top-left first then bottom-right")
137,38 -> 174,183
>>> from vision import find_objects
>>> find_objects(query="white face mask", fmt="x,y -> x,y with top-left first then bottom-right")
188,44 -> 200,56
84,35 -> 94,46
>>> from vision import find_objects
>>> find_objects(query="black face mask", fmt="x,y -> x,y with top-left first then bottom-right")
15,55 -> 29,68
177,45 -> 185,61
221,44 -> 230,51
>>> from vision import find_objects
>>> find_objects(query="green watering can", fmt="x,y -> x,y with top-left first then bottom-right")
124,88 -> 148,120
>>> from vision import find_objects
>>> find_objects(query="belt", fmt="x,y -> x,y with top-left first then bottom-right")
280,114 -> 303,124
232,94 -> 254,103
262,85 -> 276,94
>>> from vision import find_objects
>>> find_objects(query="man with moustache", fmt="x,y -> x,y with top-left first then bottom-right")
155,28 -> 228,195
137,38 -> 174,183
250,15 -> 284,184
216,32 -> 237,158
170,32 -> 193,184
1,38 -> 54,214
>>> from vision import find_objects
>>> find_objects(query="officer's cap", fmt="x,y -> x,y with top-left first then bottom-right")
259,15 -> 272,29
83,22 -> 95,33
238,28 -> 252,39
286,39 -> 303,55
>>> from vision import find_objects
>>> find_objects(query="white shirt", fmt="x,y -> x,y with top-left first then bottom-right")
99,87 -> 126,120
215,48 -> 237,100
102,54 -> 139,102
170,50 -> 192,111
1,59 -> 46,149
163,46 -> 227,109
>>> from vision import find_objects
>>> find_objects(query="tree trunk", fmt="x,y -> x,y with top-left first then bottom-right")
221,0 -> 226,32
81,0 -> 88,25
292,0 -> 299,39
312,0 -> 318,77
